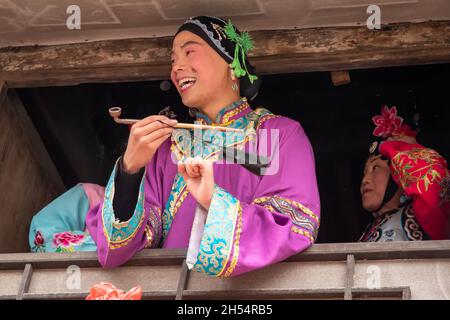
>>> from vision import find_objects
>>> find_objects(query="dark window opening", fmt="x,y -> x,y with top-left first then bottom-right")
17,63 -> 450,244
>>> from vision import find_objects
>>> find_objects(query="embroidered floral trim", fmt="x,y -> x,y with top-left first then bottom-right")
391,148 -> 446,194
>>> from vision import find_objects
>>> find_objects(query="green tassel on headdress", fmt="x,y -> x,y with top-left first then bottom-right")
223,20 -> 258,84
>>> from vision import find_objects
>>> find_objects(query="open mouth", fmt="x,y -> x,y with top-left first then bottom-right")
178,77 -> 197,92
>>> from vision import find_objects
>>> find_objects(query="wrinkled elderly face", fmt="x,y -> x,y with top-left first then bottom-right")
170,31 -> 230,108
361,155 -> 390,212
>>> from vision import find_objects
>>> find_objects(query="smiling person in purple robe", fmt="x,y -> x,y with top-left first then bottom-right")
30,16 -> 321,277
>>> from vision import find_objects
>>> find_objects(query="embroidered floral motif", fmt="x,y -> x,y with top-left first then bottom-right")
372,106 -> 416,138
391,148 -> 446,194
32,231 -> 46,253
53,231 -> 85,253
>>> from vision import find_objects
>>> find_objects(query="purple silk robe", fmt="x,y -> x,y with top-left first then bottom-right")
86,98 -> 321,277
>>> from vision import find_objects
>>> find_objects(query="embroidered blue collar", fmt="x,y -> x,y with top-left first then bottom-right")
195,97 -> 251,125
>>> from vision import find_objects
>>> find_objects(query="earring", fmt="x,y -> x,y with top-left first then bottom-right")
230,67 -> 236,81
230,67 -> 238,91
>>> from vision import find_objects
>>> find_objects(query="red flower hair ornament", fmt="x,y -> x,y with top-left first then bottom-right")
372,106 -> 418,139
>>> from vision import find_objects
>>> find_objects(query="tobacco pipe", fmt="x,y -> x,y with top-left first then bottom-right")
108,107 -> 243,133
109,107 -> 270,175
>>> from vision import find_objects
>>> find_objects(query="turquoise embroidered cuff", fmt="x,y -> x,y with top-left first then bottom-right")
102,159 -> 146,250
193,185 -> 242,277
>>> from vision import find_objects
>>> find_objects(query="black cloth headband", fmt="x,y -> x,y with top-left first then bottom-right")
175,16 -> 262,101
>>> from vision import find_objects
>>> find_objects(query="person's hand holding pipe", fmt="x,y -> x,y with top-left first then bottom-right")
123,115 -> 177,174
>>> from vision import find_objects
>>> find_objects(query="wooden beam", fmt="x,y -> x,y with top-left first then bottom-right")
20,287 -> 408,300
16,264 -> 33,300
344,254 -> 355,300
23,291 -> 177,300
182,287 -> 406,300
1,240 -> 449,271
0,88 -> 63,252
1,21 -> 450,87
402,287 -> 412,300
331,71 -> 351,86
175,259 -> 189,300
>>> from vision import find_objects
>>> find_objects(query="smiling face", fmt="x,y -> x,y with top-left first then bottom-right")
361,155 -> 391,212
170,31 -> 234,110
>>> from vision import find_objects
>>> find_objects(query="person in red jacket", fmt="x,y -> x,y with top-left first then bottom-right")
359,106 -> 450,242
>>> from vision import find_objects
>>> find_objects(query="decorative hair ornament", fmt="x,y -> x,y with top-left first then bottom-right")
372,105 -> 418,139
223,20 -> 258,84
369,141 -> 379,155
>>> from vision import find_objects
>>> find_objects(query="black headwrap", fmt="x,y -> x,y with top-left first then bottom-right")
175,16 -> 262,101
